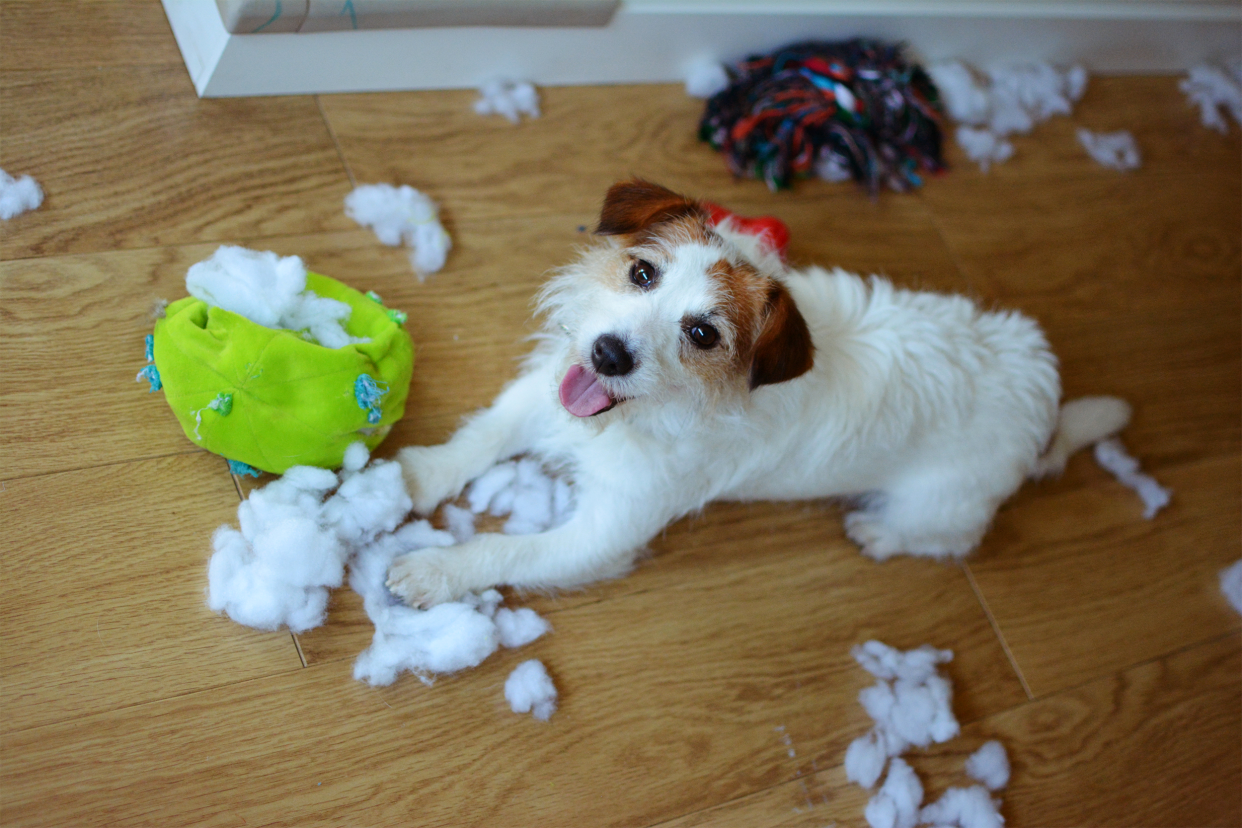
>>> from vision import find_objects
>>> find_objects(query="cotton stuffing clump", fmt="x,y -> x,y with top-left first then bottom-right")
1220,559 -> 1242,615
0,168 -> 43,220
474,79 -> 541,123
1076,129 -> 1141,171
965,741 -> 1010,791
185,245 -> 367,349
919,786 -> 1005,828
1180,62 -> 1242,133
1093,438 -> 1170,518
345,183 -> 452,278
505,659 -> 558,720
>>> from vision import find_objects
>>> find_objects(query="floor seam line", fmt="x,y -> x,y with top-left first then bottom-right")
962,562 -> 1036,701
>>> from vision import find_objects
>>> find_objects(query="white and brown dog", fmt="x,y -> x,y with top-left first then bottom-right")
388,179 -> 1129,607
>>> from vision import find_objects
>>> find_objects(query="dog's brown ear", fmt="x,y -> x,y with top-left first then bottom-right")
750,281 -> 814,390
596,179 -> 706,236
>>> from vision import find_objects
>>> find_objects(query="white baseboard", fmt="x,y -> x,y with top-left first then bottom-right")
162,0 -> 1242,98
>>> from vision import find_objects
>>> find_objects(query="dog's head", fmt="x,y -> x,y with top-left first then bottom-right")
539,179 -> 814,424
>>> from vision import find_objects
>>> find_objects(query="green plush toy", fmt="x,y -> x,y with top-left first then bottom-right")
142,273 -> 413,475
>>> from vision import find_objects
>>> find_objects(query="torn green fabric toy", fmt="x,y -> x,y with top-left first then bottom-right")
151,272 -> 414,474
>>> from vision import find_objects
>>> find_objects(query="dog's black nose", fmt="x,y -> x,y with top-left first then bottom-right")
592,334 -> 634,377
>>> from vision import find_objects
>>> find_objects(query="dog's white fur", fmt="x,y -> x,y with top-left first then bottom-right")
388,182 -> 1129,607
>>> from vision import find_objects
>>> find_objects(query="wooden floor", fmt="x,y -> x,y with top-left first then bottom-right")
2,3 -> 1240,826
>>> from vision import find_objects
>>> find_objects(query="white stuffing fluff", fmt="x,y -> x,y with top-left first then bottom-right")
928,62 -> 992,125
442,503 -> 477,544
185,246 -> 366,349
965,741 -> 1010,791
1180,62 -> 1242,134
0,168 -> 43,220
207,445 -> 563,698
919,786 -> 1005,828
865,757 -> 924,828
1093,438 -> 1171,519
1220,559 -> 1242,615
494,607 -> 552,649
466,458 -> 575,534
954,127 -> 1014,173
474,79 -> 541,124
685,57 -> 730,99
852,641 -> 960,759
929,61 -> 1086,170
1077,129 -> 1141,171
341,441 -> 371,474
505,659 -> 558,721
845,729 -> 890,789
345,183 -> 452,278
845,641 -> 1011,828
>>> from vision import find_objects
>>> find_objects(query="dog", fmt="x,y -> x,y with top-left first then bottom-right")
387,179 -> 1130,608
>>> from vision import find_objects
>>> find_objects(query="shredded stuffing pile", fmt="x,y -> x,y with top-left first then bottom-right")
345,184 -> 452,279
0,168 -> 43,220
185,246 -> 367,349
1180,62 -> 1242,133
844,641 -> 1009,828
1092,438 -> 1171,519
927,61 -> 1097,171
474,79 -> 541,124
1220,559 -> 1242,616
207,443 -> 567,715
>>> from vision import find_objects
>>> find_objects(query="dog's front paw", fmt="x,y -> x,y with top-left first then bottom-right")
386,549 -> 465,609
397,445 -> 465,516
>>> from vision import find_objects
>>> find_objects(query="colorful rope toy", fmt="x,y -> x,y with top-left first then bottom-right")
699,39 -> 946,193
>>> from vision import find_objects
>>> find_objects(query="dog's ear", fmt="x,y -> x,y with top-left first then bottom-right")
596,179 -> 706,236
750,281 -> 814,390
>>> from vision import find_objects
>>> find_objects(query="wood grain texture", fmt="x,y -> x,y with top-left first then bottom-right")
914,633 -> 1242,827
0,453 -> 301,735
969,454 -> 1241,697
0,0 -> 183,70
0,66 -> 353,260
0,537 -> 1022,828
319,83 -> 926,225
920,170 -> 1241,473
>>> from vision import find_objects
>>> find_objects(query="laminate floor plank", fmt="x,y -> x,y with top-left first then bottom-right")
0,453 -> 301,735
0,66 -> 353,260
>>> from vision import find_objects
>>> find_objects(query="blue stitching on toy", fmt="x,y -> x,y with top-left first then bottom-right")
227,459 -> 261,478
145,334 -> 154,362
136,364 -> 162,392
354,374 -> 388,425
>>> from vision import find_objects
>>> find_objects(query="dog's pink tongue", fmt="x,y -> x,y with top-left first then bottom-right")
559,364 -> 614,418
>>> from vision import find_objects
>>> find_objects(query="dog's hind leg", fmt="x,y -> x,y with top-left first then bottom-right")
845,469 -> 1016,561
398,369 -> 553,515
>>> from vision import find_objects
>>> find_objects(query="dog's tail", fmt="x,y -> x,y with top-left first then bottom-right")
1031,396 -> 1132,478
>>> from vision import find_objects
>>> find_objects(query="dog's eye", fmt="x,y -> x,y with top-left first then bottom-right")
686,323 -> 719,349
629,259 -> 658,290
